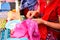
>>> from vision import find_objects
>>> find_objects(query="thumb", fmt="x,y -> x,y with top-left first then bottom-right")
30,12 -> 36,18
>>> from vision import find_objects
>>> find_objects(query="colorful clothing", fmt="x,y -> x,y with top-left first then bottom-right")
22,0 -> 60,40
11,19 -> 40,40
20,0 -> 37,10
38,0 -> 60,40
1,2 -> 10,11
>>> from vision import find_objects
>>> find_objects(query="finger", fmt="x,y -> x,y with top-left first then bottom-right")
32,19 -> 37,21
30,12 -> 36,18
32,19 -> 40,24
26,11 -> 31,18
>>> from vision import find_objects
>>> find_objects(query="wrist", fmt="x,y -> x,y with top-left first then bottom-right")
42,20 -> 48,25
40,19 -> 47,24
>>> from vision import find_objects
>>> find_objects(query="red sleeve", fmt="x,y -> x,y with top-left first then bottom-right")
57,1 -> 60,15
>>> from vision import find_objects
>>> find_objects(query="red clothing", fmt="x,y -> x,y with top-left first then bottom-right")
22,0 -> 60,40
38,0 -> 60,40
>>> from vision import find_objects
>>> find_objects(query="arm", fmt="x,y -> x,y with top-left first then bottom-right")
42,16 -> 60,29
40,3 -> 60,29
33,2 -> 60,29
59,16 -> 60,23
32,16 -> 60,29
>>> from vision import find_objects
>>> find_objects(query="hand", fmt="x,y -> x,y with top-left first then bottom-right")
32,18 -> 44,24
26,11 -> 38,18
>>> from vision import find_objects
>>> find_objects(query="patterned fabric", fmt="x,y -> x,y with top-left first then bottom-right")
20,0 -> 37,10
46,32 -> 56,40
0,18 -> 6,29
0,29 -> 28,40
0,29 -> 10,40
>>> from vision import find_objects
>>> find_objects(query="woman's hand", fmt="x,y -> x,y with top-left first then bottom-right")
32,18 -> 60,29
26,11 -> 39,18
32,18 -> 44,24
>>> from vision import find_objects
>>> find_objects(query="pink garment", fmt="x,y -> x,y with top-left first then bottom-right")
11,19 -> 40,40
6,0 -> 15,2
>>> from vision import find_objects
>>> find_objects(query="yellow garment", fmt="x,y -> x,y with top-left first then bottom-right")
0,18 -> 6,29
8,9 -> 22,21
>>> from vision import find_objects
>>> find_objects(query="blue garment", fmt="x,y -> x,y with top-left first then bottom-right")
5,20 -> 21,30
1,29 -> 10,40
7,38 -> 28,40
1,2 -> 10,11
20,0 -> 37,10
1,29 -> 28,40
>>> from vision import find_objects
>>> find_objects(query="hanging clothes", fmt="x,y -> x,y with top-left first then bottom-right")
1,2 -> 10,11
9,2 -> 15,10
6,0 -> 15,2
20,0 -> 37,10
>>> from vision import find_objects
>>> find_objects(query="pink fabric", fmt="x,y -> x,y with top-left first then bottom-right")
6,0 -> 15,2
11,19 -> 40,40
